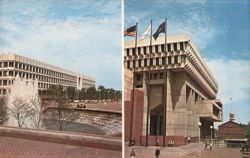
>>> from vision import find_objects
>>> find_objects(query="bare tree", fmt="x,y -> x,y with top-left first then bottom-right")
0,97 -> 8,125
29,95 -> 44,129
9,97 -> 34,128
45,85 -> 80,131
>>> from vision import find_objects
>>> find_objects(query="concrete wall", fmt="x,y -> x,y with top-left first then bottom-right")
0,126 -> 121,151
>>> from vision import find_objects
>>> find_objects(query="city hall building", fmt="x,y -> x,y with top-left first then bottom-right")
0,53 -> 95,96
124,34 -> 223,146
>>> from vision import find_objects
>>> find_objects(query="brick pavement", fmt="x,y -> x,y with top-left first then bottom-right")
0,136 -> 121,158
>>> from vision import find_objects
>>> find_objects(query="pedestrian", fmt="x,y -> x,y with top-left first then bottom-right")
187,137 -> 191,144
204,141 -> 208,150
155,148 -> 160,158
209,141 -> 213,151
130,148 -> 136,158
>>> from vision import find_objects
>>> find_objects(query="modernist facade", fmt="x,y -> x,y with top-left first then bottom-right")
124,35 -> 223,146
0,53 -> 95,96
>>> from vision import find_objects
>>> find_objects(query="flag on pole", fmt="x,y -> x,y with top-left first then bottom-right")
124,25 -> 136,36
153,21 -> 166,40
140,24 -> 151,40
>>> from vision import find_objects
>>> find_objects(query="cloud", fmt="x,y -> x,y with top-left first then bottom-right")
124,0 -> 219,50
205,58 -> 250,104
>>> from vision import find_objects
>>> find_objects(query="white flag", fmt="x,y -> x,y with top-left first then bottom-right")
140,24 -> 151,40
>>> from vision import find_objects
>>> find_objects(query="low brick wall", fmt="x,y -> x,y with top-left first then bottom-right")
0,126 -> 121,151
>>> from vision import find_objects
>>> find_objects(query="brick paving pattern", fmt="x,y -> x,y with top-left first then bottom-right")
0,136 -> 121,158
125,145 -> 248,158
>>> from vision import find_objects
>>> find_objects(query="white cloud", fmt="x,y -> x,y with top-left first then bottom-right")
205,58 -> 250,104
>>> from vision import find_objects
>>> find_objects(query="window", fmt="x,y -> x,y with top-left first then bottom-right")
143,47 -> 147,54
132,48 -> 136,56
174,56 -> 178,64
138,60 -> 141,67
3,62 -> 8,67
9,62 -> 14,67
167,44 -> 171,52
3,80 -> 7,86
155,45 -> 158,53
126,49 -> 129,56
144,59 -> 147,66
150,58 -> 153,66
160,73 -> 163,79
149,46 -> 152,54
156,58 -> 159,65
162,57 -> 165,65
161,44 -> 165,52
133,60 -> 135,68
138,47 -> 141,55
154,73 -> 158,79
180,42 -> 184,50
168,56 -> 172,64
174,43 -> 177,51
136,74 -> 141,81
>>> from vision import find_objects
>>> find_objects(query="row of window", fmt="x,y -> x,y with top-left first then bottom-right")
126,55 -> 185,69
0,76 -> 75,87
0,88 -> 9,95
125,42 -> 186,57
0,61 -> 76,81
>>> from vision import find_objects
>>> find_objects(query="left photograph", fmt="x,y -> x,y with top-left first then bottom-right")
0,0 -> 122,157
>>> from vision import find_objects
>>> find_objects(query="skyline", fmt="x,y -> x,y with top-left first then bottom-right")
125,0 -> 250,125
0,0 -> 121,90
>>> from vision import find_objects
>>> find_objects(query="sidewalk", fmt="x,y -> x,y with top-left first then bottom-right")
125,143 -> 246,158
0,136 -> 121,158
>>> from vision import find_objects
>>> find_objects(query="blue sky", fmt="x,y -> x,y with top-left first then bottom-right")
0,0 -> 121,90
125,0 -> 250,126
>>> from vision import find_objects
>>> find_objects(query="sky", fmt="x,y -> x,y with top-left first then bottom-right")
125,0 -> 250,126
0,0 -> 121,90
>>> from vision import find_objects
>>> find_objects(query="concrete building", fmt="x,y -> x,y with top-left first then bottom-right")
124,34 -> 223,146
0,53 -> 95,96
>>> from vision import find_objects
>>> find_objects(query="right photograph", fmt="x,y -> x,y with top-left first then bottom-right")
124,1 -> 250,158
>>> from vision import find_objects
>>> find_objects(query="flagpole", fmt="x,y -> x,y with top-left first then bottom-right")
145,20 -> 152,147
162,18 -> 167,147
129,22 -> 138,146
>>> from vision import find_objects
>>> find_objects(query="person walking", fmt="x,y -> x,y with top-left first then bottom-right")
130,148 -> 136,158
155,148 -> 160,158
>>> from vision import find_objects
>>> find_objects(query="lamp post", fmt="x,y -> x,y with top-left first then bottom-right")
98,88 -> 101,102
210,125 -> 213,144
198,122 -> 202,155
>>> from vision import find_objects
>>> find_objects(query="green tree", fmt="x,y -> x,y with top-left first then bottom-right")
86,87 -> 97,100
66,86 -> 76,100
245,121 -> 250,140
79,88 -> 86,100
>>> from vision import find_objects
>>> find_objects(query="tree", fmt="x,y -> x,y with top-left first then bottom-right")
45,85 -> 80,131
86,87 -> 97,100
66,86 -> 76,101
0,97 -> 8,125
245,121 -> 250,140
9,97 -> 35,128
79,88 -> 86,100
29,95 -> 44,129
